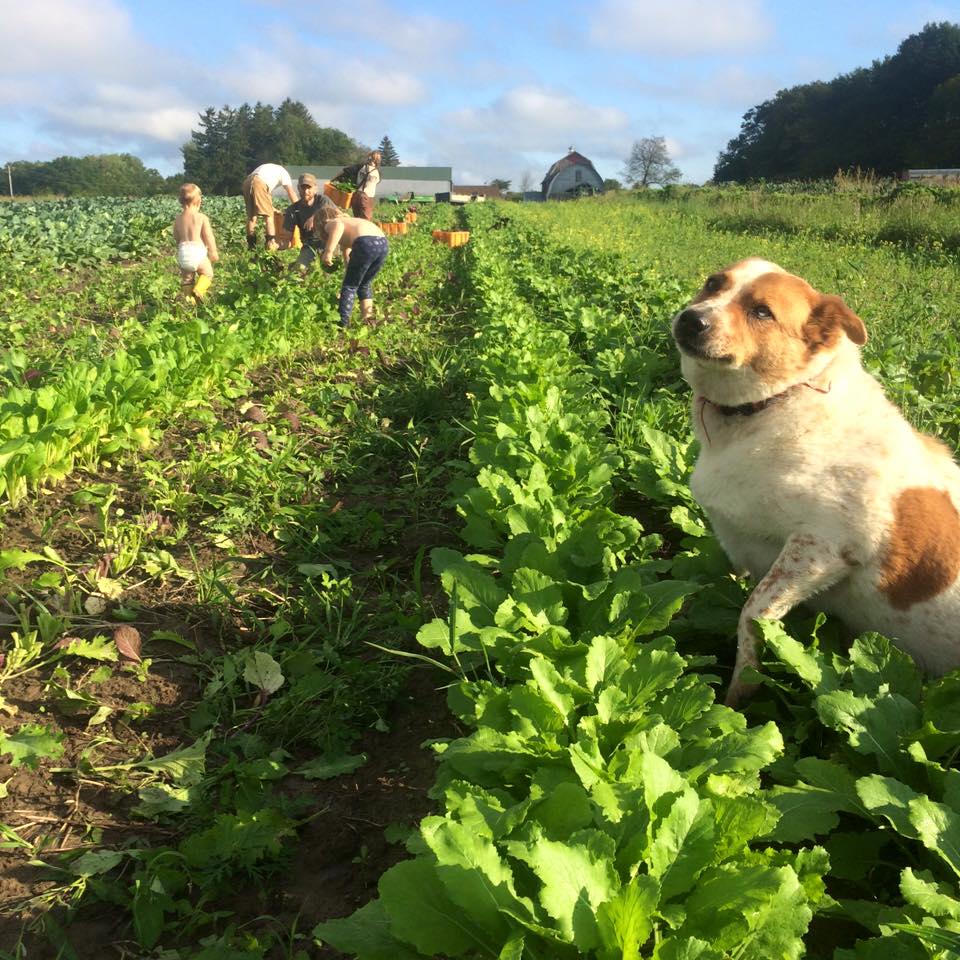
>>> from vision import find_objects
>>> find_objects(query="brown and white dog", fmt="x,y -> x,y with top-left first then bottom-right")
672,257 -> 960,705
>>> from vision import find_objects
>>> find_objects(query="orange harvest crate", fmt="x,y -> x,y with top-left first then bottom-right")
323,181 -> 354,209
404,211 -> 418,223
273,212 -> 301,249
431,230 -> 469,247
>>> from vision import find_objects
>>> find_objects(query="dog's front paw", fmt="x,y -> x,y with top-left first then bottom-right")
723,674 -> 759,708
726,614 -> 763,708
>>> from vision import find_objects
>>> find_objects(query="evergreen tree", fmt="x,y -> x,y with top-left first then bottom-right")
377,135 -> 400,166
182,101 -> 364,194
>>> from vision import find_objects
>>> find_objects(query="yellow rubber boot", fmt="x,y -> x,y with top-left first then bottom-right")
192,274 -> 212,300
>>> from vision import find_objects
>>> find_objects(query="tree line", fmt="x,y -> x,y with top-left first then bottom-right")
715,21 -> 960,182
4,154 -> 177,197
3,101 -> 401,198
182,99 -> 367,195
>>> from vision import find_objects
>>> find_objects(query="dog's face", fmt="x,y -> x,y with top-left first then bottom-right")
672,258 -> 867,402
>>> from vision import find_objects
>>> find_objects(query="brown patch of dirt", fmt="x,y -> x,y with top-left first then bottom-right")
0,667 -> 459,958
234,668 -> 456,946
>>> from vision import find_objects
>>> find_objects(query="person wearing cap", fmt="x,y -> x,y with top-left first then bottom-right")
283,173 -> 339,271
242,162 -> 299,250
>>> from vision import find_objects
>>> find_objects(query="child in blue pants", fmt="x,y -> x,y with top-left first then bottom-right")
320,209 -> 389,326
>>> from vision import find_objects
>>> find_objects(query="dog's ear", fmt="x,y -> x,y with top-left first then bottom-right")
806,294 -> 868,348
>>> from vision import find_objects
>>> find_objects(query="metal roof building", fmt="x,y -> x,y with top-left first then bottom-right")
287,165 -> 452,200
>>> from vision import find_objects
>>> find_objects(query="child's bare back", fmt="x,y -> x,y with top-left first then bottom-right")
174,208 -> 207,244
174,183 -> 219,300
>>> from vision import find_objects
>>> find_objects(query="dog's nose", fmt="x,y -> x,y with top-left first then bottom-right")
675,309 -> 709,338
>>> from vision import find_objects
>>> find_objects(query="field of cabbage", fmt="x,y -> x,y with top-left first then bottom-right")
1,189 -> 960,959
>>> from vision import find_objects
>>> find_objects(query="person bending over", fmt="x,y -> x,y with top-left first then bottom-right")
242,162 -> 298,250
320,207 -> 389,326
173,183 -> 219,301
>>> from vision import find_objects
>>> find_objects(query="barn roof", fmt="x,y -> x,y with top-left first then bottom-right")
542,150 -> 601,188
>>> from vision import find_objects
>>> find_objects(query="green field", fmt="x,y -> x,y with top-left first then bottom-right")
1,189 -> 959,959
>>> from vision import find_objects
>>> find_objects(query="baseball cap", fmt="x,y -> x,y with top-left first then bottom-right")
298,173 -> 318,189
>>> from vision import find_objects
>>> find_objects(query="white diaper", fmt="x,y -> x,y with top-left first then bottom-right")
177,240 -> 207,271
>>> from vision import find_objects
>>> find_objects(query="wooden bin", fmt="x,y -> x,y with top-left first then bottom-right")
323,181 -> 355,209
273,212 -> 301,249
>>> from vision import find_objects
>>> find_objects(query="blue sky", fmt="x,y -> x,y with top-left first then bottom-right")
1,0 -> 955,188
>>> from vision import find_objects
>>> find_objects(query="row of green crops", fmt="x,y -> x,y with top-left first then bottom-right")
0,200 -> 381,506
316,211 -> 826,959
317,198 -> 960,958
0,196 -> 235,267
0,199 -> 243,380
508,196 -> 960,444
1,202 -> 473,954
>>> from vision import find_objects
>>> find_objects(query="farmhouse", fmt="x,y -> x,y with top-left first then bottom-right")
287,164 -> 452,201
539,148 -> 604,199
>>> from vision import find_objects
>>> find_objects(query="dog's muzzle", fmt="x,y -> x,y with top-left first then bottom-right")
673,308 -> 711,352
673,308 -> 734,364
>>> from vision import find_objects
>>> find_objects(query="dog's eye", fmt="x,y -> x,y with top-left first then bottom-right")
704,275 -> 723,293
752,304 -> 773,320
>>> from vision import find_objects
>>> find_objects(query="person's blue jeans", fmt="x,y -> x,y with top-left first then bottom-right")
340,235 -> 389,326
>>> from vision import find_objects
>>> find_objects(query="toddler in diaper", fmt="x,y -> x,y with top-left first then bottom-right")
173,183 -> 219,300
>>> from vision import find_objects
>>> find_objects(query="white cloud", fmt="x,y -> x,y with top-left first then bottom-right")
324,1 -> 467,54
409,84 -> 637,192
48,85 -> 197,143
219,27 -> 427,112
444,85 -> 630,152
589,0 -> 773,55
693,65 -> 782,107
0,0 -> 135,74
0,0 -> 432,168
0,0 -> 200,158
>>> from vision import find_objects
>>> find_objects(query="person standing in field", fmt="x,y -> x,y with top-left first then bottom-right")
320,206 -> 389,326
242,162 -> 298,250
173,183 -> 219,301
282,173 -> 338,272
349,151 -> 382,220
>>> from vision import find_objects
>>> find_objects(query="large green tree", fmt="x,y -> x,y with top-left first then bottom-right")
4,154 -> 172,197
715,21 -> 960,181
622,137 -> 681,188
183,100 -> 364,194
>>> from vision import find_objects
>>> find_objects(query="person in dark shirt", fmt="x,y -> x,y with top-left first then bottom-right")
282,173 -> 338,271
